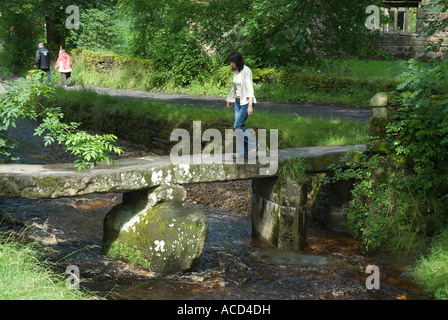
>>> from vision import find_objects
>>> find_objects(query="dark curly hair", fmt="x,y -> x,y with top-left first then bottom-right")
226,51 -> 245,72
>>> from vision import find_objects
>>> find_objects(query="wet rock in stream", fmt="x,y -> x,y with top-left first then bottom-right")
247,248 -> 358,269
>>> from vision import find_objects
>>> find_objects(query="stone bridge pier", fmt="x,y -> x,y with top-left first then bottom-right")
252,177 -> 307,250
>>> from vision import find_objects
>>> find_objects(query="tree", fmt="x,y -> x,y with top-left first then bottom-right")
66,6 -> 119,51
0,0 -> 45,71
188,0 -> 253,57
119,0 -> 216,86
42,0 -> 120,51
239,0 -> 387,68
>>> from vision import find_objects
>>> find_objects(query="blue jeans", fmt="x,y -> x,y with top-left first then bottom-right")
39,69 -> 51,83
234,98 -> 257,155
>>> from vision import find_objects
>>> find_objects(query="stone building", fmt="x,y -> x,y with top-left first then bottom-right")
371,0 -> 448,60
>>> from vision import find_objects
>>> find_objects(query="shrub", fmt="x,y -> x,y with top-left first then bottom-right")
327,151 -> 429,254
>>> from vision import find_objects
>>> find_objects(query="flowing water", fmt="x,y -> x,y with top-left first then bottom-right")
0,192 -> 431,300
0,119 -> 432,300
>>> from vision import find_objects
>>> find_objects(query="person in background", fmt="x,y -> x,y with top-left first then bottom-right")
226,51 -> 257,159
34,43 -> 51,82
55,49 -> 72,88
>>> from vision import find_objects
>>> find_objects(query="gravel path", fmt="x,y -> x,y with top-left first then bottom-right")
67,85 -> 372,123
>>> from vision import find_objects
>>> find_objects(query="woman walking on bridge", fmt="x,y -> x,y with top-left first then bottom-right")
226,51 -> 257,159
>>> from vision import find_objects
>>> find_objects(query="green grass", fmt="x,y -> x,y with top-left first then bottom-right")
414,229 -> 448,300
250,110 -> 368,148
47,87 -> 369,149
300,58 -> 448,79
0,233 -> 96,300
278,157 -> 308,184
302,59 -> 404,79
253,81 -> 378,106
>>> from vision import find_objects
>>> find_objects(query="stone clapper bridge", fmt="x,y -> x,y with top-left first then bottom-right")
0,145 -> 365,273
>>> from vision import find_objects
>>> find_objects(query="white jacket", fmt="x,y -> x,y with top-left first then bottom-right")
226,65 -> 257,104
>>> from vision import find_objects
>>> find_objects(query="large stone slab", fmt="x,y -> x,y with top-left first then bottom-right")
0,145 -> 366,199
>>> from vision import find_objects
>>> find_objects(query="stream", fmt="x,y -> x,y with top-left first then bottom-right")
0,119 -> 432,300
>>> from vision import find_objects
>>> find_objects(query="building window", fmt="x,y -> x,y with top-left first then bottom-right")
383,1 -> 421,33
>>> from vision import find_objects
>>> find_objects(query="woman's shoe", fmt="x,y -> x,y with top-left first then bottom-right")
233,154 -> 246,160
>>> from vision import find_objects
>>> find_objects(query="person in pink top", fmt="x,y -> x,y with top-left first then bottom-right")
55,49 -> 72,88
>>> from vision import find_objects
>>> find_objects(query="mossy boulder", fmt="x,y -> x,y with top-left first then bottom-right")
102,184 -> 208,273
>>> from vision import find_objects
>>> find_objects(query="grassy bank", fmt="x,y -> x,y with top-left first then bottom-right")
0,233 -> 95,300
43,87 -> 369,151
414,229 -> 448,300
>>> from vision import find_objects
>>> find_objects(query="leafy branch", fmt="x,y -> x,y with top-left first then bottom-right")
0,69 -> 123,170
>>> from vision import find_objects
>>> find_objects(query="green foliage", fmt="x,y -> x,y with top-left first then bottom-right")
2,0 -> 447,74
66,7 -> 119,51
327,151 -> 431,254
33,110 -> 122,171
278,157 -> 309,184
386,59 -> 448,212
119,0 -> 214,87
170,33 -> 213,86
61,0 -> 394,82
414,228 -> 448,300
0,1 -> 46,72
0,70 -> 123,171
327,59 -> 448,255
0,0 -> 122,71
0,125 -> 19,163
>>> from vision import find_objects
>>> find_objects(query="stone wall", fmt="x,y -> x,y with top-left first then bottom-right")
75,50 -> 153,73
372,31 -> 448,61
